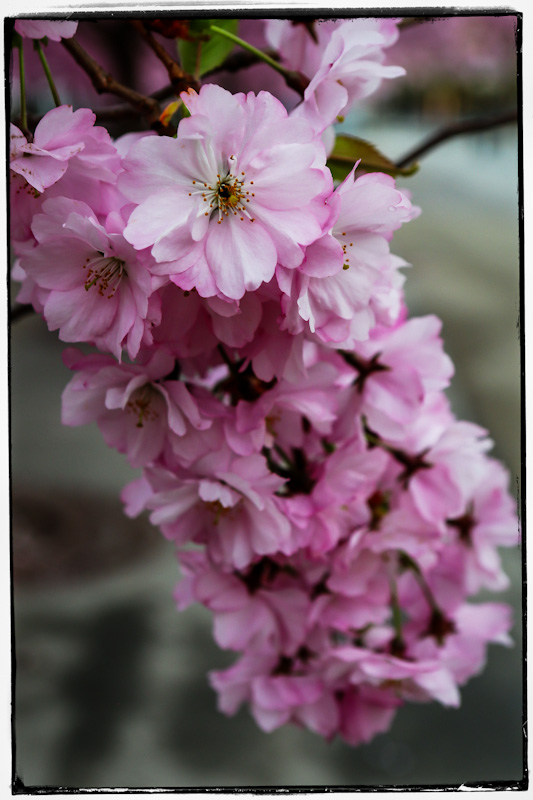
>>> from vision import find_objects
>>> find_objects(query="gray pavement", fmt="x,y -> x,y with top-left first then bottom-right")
11,120 -> 523,790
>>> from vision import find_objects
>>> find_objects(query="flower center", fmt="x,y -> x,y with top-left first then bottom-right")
188,156 -> 256,224
83,252 -> 126,298
125,384 -> 160,428
204,499 -> 236,524
339,232 -> 353,270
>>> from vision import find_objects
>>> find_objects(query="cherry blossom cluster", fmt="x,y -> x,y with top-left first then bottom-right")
10,17 -> 518,747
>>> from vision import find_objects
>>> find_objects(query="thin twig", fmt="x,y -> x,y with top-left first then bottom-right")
398,16 -> 439,30
93,103 -> 146,122
129,20 -> 199,95
396,110 -> 518,168
203,46 -> 279,77
35,41 -> 61,107
209,25 -> 309,97
18,40 -> 28,133
92,49 -> 279,121
61,37 -> 162,125
93,85 -> 176,122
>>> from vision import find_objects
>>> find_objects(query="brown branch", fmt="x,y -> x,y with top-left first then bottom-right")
92,103 -> 145,122
92,49 -> 279,121
62,37 -> 162,125
92,84 -> 176,122
129,19 -> 200,96
396,110 -> 518,168
398,17 -> 439,30
203,47 -> 279,77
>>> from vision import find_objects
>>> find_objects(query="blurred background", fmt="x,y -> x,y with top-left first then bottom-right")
10,13 -> 523,790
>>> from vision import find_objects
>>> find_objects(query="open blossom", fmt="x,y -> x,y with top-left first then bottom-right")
10,117 -> 85,194
20,197 -> 161,359
340,315 -> 455,441
10,105 -> 119,194
209,647 -> 340,739
278,168 -> 418,344
10,106 -> 121,254
123,449 -> 295,569
266,19 -> 405,132
61,348 -> 211,468
119,83 -> 333,301
14,19 -> 78,41
175,549 -> 310,655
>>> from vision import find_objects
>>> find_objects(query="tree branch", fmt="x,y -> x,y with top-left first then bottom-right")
129,19 -> 200,96
396,110 -> 518,168
203,47 -> 279,77
62,37 -> 162,126
92,50 -> 279,121
92,84 -> 176,122
398,17 -> 439,30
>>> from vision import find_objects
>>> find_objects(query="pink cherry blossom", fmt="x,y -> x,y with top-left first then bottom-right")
10,106 -> 119,195
278,168 -> 418,344
266,19 -> 405,132
20,196 -> 160,359
408,601 -> 513,686
61,347 -> 210,468
14,19 -> 78,41
209,648 -> 340,739
119,84 -> 332,301
175,550 -> 309,656
125,450 -> 294,569
323,644 -> 461,707
338,685 -> 402,746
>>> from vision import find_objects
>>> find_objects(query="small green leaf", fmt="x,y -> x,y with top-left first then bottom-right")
327,134 -> 419,181
177,19 -> 239,78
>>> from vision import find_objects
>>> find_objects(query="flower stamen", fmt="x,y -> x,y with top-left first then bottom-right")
83,253 -> 126,298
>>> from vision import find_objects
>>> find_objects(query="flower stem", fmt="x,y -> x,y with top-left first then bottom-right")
398,551 -> 439,612
209,25 -> 309,96
209,25 -> 285,76
17,38 -> 28,132
389,577 -> 405,656
35,40 -> 61,107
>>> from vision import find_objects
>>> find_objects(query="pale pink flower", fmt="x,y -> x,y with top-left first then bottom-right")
238,298 -> 308,383
445,459 -> 519,593
210,649 -> 339,738
120,84 -> 332,300
10,106 -> 119,194
310,546 -> 392,632
175,550 -> 309,655
266,19 -> 405,132
126,450 -> 294,569
282,439 -> 389,554
61,347 -> 210,468
324,644 -> 461,707
338,685 -> 402,746
409,602 -> 513,686
404,421 -> 494,526
233,357 -> 342,452
14,19 -> 78,41
342,315 -> 454,442
278,169 -> 418,344
20,197 -> 160,359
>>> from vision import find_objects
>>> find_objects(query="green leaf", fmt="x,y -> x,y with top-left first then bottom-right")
327,134 -> 419,181
177,19 -> 239,78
